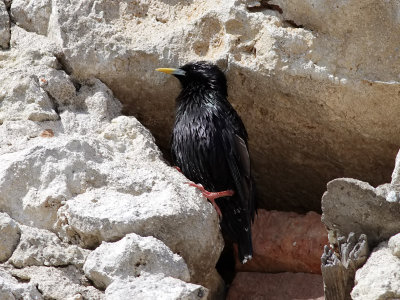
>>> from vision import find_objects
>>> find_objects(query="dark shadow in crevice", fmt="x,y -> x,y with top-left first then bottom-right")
247,0 -> 283,14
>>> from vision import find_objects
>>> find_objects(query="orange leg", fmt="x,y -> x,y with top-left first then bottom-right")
174,166 -> 182,173
187,182 -> 234,218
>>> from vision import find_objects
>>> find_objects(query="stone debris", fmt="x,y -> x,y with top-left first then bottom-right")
0,267 -> 43,300
0,10 -> 222,297
105,275 -> 208,300
1,0 -> 400,298
83,233 -> 190,290
10,265 -> 104,300
351,241 -> 400,300
0,0 -> 10,49
9,225 -> 90,268
321,151 -> 400,299
322,178 -> 400,247
0,213 -> 21,263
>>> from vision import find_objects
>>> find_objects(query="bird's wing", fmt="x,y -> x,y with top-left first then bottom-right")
220,126 -> 255,222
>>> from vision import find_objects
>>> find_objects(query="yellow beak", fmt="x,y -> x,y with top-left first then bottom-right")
156,68 -> 186,76
156,68 -> 177,75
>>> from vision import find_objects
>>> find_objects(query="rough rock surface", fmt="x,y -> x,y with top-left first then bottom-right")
321,233 -> 369,300
0,267 -> 43,300
0,18 -> 223,298
235,209 -> 327,274
105,275 -> 208,300
227,272 -> 324,300
320,152 -> 400,298
0,26 -> 61,125
351,241 -> 400,300
9,225 -> 89,268
0,213 -> 21,263
322,178 -> 400,247
56,179 -> 223,288
84,233 -> 190,290
10,265 -> 104,300
7,0 -> 400,211
389,233 -> 400,258
11,0 -> 52,36
0,0 -> 10,49
4,0 -> 400,298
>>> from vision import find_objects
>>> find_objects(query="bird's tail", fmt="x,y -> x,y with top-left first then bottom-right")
238,225 -> 253,264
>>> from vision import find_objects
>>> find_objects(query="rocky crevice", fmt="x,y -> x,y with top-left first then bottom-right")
319,151 -> 400,299
0,0 -> 11,49
1,0 -> 400,299
0,16 -> 223,298
245,1 -> 303,29
246,0 -> 283,13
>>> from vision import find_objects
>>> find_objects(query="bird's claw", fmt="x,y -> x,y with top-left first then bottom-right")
174,166 -> 182,173
185,182 -> 235,218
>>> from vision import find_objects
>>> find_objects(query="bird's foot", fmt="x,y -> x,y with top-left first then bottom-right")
186,182 -> 234,218
174,166 -> 182,173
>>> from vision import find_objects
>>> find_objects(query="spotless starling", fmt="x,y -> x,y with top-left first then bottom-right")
156,61 -> 256,263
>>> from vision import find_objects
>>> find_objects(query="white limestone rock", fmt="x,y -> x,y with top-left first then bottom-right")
105,275 -> 208,300
351,241 -> 400,300
9,225 -> 90,268
0,0 -> 9,49
0,136 -> 112,229
9,0 -> 400,212
11,0 -> 52,36
83,233 -> 190,290
0,267 -> 43,300
0,213 -> 20,263
0,19 -> 223,295
57,183 -> 223,287
388,233 -> 400,258
10,265 -> 104,300
321,178 -> 400,246
0,26 -> 61,124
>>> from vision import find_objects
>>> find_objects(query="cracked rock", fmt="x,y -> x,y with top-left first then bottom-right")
9,225 -> 90,268
0,267 -> 43,300
11,0 -> 52,35
0,213 -> 21,263
321,233 -> 369,300
83,233 -> 191,290
10,265 -> 104,300
0,0 -> 10,49
0,17 -> 223,296
322,178 -> 400,247
105,275 -> 208,300
351,241 -> 400,300
26,0 -> 400,214
388,233 -> 400,258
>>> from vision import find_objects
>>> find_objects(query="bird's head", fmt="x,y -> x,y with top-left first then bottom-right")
156,61 -> 227,96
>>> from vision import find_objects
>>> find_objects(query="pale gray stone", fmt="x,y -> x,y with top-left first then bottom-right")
83,233 -> 190,290
0,19 -> 223,296
0,213 -> 20,263
0,267 -> 43,300
10,265 -> 104,300
9,225 -> 90,268
322,178 -> 400,246
321,233 -> 369,300
11,0 -> 52,35
351,241 -> 400,300
22,0 -> 400,212
105,275 -> 208,300
388,233 -> 400,258
0,0 -> 10,49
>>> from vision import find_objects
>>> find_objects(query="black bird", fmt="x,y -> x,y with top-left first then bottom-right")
156,61 -> 256,263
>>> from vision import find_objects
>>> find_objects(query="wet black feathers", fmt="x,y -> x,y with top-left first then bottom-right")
170,61 -> 256,263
